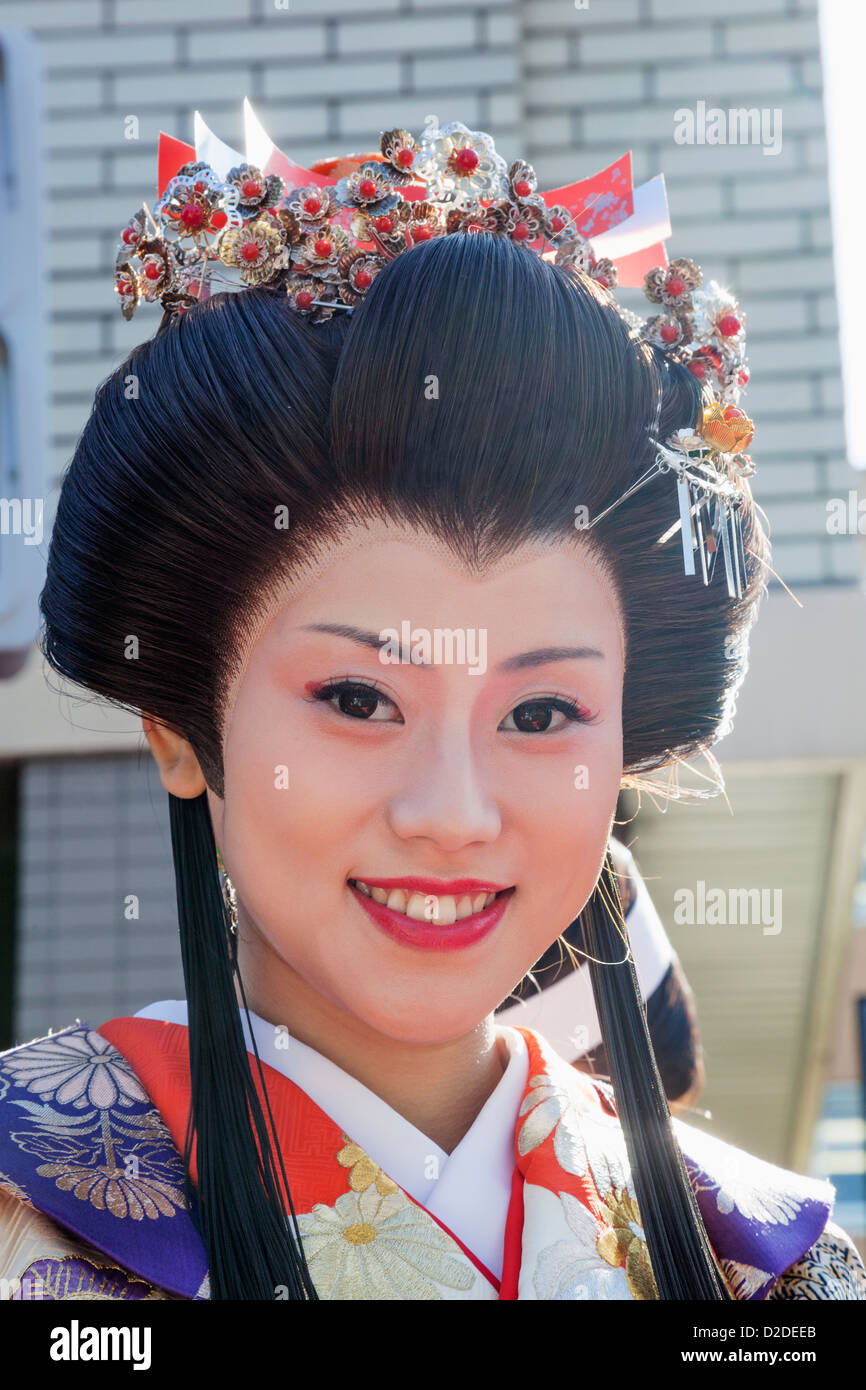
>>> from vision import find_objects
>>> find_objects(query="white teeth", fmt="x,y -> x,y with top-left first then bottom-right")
405,892 -> 430,922
424,893 -> 458,925
352,880 -> 501,923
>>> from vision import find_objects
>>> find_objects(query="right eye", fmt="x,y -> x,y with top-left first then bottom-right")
309,679 -> 402,722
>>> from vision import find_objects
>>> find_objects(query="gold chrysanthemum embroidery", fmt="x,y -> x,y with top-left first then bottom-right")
596,1188 -> 659,1300
336,1136 -> 399,1196
36,1162 -> 186,1220
18,1256 -> 170,1301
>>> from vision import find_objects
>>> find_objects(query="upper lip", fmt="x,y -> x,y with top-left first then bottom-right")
349,876 -> 512,895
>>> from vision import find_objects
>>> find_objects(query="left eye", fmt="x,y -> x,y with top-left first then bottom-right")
500,698 -> 592,733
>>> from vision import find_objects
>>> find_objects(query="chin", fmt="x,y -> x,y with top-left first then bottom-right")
356,999 -> 495,1047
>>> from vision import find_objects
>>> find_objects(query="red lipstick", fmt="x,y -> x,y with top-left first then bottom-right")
347,879 -> 515,953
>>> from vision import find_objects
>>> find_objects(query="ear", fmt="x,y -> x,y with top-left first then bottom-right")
142,713 -> 207,798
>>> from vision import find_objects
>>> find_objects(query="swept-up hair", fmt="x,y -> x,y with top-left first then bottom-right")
40,232 -> 768,1299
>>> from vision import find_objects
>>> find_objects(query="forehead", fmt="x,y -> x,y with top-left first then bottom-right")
281,516 -> 618,601
226,517 -> 624,695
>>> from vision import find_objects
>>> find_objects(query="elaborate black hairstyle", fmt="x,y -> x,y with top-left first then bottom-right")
40,232 -> 769,1300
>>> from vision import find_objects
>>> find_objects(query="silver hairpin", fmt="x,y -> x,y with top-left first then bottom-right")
587,434 -> 746,599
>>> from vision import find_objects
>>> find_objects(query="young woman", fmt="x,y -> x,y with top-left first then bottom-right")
1,117 -> 862,1302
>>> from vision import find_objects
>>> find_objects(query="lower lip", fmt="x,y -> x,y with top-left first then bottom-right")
348,882 -> 515,953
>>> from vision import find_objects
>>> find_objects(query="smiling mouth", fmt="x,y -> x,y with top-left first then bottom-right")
347,879 -> 511,925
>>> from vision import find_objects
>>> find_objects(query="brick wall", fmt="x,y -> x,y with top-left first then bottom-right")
522,0 -> 854,586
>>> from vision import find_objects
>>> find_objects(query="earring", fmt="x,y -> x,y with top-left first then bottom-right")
215,845 -> 239,936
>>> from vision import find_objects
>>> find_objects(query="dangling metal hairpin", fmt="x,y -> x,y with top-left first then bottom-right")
651,437 -> 747,600
585,407 -> 754,601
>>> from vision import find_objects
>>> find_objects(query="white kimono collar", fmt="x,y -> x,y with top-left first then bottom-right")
134,999 -> 528,1281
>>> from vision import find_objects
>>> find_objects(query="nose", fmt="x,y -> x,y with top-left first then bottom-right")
386,722 -> 502,852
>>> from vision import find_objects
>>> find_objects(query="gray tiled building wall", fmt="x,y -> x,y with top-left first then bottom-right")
16,755 -> 184,1042
2,0 -> 857,1036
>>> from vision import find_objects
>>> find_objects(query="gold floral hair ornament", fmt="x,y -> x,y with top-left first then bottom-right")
113,104 -> 757,598
114,115 -> 627,322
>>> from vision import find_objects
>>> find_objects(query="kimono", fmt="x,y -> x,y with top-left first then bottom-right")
0,1006 -> 863,1302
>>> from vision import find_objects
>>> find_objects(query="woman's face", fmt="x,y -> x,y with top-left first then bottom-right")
209,519 -> 625,1044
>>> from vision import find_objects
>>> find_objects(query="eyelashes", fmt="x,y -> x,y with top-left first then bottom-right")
307,678 -> 596,732
500,696 -> 595,734
307,679 -> 394,722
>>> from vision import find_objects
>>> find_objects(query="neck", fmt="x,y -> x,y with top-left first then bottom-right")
236,944 -> 507,1155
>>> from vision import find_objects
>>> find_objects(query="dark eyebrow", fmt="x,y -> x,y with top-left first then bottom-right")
300,624 -> 605,670
496,645 -> 605,672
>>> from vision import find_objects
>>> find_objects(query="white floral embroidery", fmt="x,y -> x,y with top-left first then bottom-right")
3,1031 -> 148,1111
295,1187 -> 488,1300
517,1044 -> 628,1199
673,1118 -> 807,1226
519,1185 -> 633,1301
